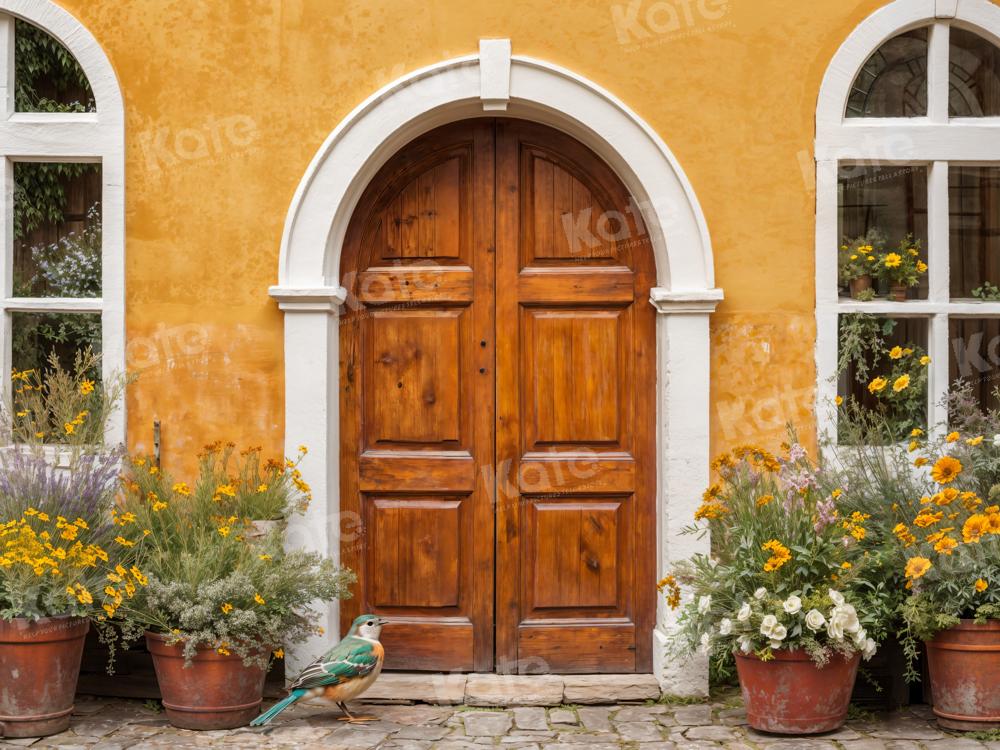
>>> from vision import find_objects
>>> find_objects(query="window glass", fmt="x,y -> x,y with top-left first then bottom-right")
13,162 -> 102,298
11,311 -> 101,375
838,315 -> 928,442
950,28 -> 1000,117
949,318 -> 1000,414
847,28 -> 928,117
950,166 -> 1000,299
14,19 -> 95,112
838,165 -> 929,299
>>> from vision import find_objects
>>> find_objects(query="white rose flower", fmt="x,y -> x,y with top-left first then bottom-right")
769,639 -> 784,650
754,587 -> 768,600
861,638 -> 877,660
804,609 -> 826,632
738,635 -> 753,653
759,614 -> 779,637
719,618 -> 732,636
832,604 -> 861,634
699,632 -> 711,654
782,595 -> 802,615
853,628 -> 868,648
737,602 -> 752,622
770,624 -> 788,641
828,589 -> 845,606
698,595 -> 712,615
993,434 -> 1000,447
827,617 -> 844,640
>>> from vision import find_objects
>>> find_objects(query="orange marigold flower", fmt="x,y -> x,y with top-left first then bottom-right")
930,456 -> 962,484
904,556 -> 932,579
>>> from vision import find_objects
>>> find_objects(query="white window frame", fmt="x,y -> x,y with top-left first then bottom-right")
0,2 -> 125,444
816,0 -> 1000,450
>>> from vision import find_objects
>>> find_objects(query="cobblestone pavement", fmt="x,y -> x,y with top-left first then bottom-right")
5,694 -> 1000,750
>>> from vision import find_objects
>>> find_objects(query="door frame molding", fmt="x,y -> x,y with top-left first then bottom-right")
271,40 -> 722,696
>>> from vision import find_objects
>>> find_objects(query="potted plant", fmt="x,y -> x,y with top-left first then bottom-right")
875,235 -> 926,301
893,412 -> 1000,731
116,450 -> 355,730
194,441 -> 311,539
0,352 -> 137,738
839,231 -> 883,299
664,443 -> 880,735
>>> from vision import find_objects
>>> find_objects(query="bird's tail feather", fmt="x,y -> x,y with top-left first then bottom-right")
250,689 -> 305,726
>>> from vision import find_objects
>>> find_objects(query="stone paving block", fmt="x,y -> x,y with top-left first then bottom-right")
613,705 -> 667,721
556,732 -> 621,743
615,721 -> 664,742
922,740 -> 987,749
549,708 -> 578,725
562,674 -> 661,704
512,707 -> 548,730
577,707 -> 612,732
393,724 -> 452,740
465,675 -> 564,707
670,704 -> 713,725
635,743 -> 678,750
462,711 -> 513,737
541,744 -> 621,750
361,673 -> 468,705
683,724 -> 737,741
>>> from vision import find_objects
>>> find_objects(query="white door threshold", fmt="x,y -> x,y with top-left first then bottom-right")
359,673 -> 662,706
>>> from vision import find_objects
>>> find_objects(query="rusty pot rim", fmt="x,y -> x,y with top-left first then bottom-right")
926,618 -> 1000,639
0,615 -> 89,643
144,630 -> 271,661
734,648 -> 861,664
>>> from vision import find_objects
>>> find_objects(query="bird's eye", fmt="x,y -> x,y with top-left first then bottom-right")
367,620 -> 375,626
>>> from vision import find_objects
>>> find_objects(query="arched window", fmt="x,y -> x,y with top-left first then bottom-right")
0,3 -> 124,442
816,0 -> 1000,444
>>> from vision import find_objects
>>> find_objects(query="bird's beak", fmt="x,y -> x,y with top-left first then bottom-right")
377,618 -> 390,626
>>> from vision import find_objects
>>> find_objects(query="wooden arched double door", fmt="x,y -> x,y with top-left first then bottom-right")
339,118 -> 656,673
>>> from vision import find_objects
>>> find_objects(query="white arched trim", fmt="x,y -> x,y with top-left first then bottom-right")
0,1 -> 125,443
272,41 -> 720,695
815,0 -> 1000,451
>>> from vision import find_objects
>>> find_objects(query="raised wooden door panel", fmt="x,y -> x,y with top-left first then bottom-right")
340,120 -> 496,672
495,120 -> 656,674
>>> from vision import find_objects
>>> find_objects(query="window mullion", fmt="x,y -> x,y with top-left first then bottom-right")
928,22 -> 950,123
927,160 -> 950,303
929,313 -> 951,434
0,14 -> 12,119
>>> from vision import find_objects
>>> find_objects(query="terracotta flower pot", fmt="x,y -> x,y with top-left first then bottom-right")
146,631 -> 268,730
925,619 -> 1000,731
889,284 -> 909,301
0,616 -> 89,738
849,274 -> 873,299
246,519 -> 281,540
735,648 -> 860,734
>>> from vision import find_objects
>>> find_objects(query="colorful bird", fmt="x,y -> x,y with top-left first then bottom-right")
250,614 -> 387,726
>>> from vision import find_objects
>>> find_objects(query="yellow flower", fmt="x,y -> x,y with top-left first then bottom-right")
298,445 -> 308,455
889,346 -> 903,359
258,554 -> 272,561
933,536 -> 958,555
172,482 -> 191,496
976,579 -> 989,592
221,603 -> 233,614
217,526 -> 231,537
930,456 -> 962,484
755,494 -> 774,508
917,260 -> 928,273
967,436 -> 984,446
79,379 -> 95,395
893,374 -> 910,392
946,432 -> 960,443
841,561 -> 852,569
914,457 -> 929,468
868,377 -> 888,393
254,593 -> 266,605
905,556 -> 932,579
911,428 -> 924,437
217,646 -> 231,656
920,356 -> 931,366
34,431 -> 45,439
63,422 -> 75,435
273,648 -> 284,659
114,536 -> 135,547
762,539 -> 791,572
835,395 -> 843,406
908,440 -> 918,452
257,483 -> 268,492
884,253 -> 903,269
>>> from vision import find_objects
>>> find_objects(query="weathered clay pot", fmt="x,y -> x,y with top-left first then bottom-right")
246,519 -> 281,540
146,631 -> 267,730
849,274 -> 873,299
735,648 -> 860,734
889,284 -> 909,301
925,619 -> 1000,730
0,616 -> 89,738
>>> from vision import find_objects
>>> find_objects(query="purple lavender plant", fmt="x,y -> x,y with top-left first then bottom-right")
0,446 -> 122,532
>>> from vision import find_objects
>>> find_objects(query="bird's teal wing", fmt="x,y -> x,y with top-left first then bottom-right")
288,637 -> 381,691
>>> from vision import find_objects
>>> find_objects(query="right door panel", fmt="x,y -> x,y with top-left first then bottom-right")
494,120 -> 657,674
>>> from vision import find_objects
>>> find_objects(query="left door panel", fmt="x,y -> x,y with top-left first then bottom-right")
339,120 -> 497,671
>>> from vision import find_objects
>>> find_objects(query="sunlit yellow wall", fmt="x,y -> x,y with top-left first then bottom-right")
55,0 -> 948,473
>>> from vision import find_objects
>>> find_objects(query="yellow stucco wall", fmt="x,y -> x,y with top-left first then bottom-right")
53,0 -> 962,471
